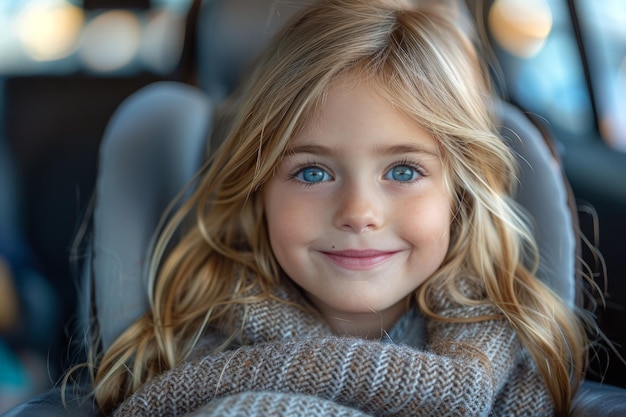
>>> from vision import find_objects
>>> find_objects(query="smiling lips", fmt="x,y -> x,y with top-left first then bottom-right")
321,249 -> 399,271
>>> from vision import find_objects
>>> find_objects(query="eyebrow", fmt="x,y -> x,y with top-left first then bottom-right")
285,142 -> 440,157
375,143 -> 440,157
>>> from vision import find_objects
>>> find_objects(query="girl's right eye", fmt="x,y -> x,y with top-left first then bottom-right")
293,166 -> 332,183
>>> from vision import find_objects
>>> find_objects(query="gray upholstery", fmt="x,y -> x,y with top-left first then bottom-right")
571,381 -> 626,417
496,101 -> 576,306
91,82 -> 212,350
1,387 -> 99,417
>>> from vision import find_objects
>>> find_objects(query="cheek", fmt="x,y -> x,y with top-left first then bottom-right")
264,184 -> 319,251
403,194 -> 452,251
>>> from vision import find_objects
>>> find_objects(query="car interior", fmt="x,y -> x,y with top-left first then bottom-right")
1,0 -> 625,416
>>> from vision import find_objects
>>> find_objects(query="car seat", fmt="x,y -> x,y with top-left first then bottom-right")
3,0 -> 626,416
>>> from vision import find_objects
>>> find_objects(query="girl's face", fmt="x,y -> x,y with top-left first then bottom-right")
263,77 -> 452,337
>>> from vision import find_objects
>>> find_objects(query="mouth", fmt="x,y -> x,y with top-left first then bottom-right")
320,249 -> 399,271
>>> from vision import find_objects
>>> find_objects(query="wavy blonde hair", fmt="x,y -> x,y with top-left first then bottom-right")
90,1 -> 587,415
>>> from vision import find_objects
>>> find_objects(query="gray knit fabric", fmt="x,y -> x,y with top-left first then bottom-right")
112,280 -> 554,416
186,392 -> 370,417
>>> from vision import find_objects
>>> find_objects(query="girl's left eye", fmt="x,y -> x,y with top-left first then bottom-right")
384,164 -> 422,182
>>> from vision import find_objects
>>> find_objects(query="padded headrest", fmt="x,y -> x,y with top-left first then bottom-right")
496,102 -> 575,306
93,82 -> 213,349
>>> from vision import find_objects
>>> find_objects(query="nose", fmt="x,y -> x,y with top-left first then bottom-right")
333,182 -> 383,233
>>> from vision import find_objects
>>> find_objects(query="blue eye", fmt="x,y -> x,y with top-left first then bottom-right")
295,166 -> 332,183
385,164 -> 421,182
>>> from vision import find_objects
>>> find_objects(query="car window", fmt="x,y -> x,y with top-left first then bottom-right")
575,0 -> 626,152
486,0 -> 625,152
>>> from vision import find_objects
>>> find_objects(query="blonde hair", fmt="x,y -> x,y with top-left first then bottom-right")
90,1 -> 587,415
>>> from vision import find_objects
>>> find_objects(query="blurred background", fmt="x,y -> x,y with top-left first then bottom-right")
0,0 -> 193,410
0,0 -> 624,412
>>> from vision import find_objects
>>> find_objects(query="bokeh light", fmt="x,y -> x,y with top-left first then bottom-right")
16,1 -> 85,62
139,8 -> 185,74
489,0 -> 553,58
600,57 -> 626,152
79,10 -> 142,73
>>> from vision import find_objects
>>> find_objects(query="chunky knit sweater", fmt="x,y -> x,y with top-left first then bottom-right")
112,280 -> 554,416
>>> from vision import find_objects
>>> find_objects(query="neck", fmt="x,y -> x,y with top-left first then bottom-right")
320,302 -> 409,339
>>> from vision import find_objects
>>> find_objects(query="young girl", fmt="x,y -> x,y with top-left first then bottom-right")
91,0 -> 588,415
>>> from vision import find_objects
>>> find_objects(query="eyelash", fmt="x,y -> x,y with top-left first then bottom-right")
392,158 -> 427,180
288,161 -> 332,187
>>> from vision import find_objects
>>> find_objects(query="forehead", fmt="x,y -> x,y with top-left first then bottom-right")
289,74 -> 441,157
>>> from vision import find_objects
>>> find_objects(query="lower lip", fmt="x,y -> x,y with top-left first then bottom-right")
321,252 -> 397,271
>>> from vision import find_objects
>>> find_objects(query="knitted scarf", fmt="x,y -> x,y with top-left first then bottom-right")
112,279 -> 554,417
